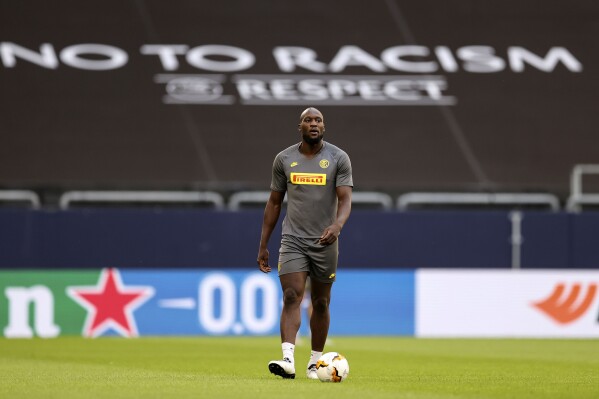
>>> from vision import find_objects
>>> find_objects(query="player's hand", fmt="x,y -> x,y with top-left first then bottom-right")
257,248 -> 272,273
319,224 -> 341,245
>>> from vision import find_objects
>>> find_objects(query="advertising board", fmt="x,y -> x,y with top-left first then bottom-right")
416,270 -> 599,337
1,269 -> 415,337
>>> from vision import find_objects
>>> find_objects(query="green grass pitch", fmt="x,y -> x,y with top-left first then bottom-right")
1,337 -> 598,399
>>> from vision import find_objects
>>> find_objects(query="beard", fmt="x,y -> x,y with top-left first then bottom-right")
303,131 -> 324,145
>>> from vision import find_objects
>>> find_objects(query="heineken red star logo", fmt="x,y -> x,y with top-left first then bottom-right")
67,268 -> 154,337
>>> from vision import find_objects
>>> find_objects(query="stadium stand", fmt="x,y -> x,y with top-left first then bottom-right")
1,1 -> 598,271
1,1 -> 597,204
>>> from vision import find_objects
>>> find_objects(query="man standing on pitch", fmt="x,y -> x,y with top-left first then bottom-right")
257,107 -> 353,379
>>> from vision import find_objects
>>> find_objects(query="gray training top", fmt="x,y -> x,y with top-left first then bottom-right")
270,141 -> 353,238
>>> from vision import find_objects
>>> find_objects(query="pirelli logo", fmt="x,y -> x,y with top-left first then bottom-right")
290,173 -> 326,185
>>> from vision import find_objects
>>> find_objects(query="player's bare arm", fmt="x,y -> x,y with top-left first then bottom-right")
257,190 -> 285,272
319,185 -> 352,245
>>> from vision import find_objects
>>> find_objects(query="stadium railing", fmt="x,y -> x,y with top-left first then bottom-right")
0,190 -> 41,209
397,192 -> 560,211
227,190 -> 393,210
58,190 -> 225,210
566,164 -> 599,212
228,191 -> 286,211
351,191 -> 393,210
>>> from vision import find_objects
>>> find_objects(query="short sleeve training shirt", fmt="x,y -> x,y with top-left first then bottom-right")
270,141 -> 353,238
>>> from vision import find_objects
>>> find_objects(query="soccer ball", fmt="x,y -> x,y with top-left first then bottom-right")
315,352 -> 350,382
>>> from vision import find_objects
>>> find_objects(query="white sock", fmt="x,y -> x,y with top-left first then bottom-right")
282,342 -> 295,364
308,350 -> 322,367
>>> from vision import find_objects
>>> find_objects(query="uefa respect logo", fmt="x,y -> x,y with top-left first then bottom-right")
0,42 -> 584,106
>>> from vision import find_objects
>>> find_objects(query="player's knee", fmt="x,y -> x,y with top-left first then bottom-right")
311,296 -> 330,314
282,287 -> 302,306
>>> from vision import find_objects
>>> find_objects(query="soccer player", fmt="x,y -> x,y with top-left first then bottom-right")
257,107 -> 353,379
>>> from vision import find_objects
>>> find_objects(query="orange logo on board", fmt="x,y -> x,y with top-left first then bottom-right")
532,283 -> 597,324
290,173 -> 326,185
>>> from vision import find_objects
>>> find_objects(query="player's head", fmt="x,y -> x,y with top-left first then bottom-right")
298,107 -> 325,145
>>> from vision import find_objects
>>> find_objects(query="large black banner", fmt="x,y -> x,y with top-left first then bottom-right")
1,1 -> 597,197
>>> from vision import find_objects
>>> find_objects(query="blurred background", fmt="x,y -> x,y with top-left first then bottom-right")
1,0 -> 598,338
